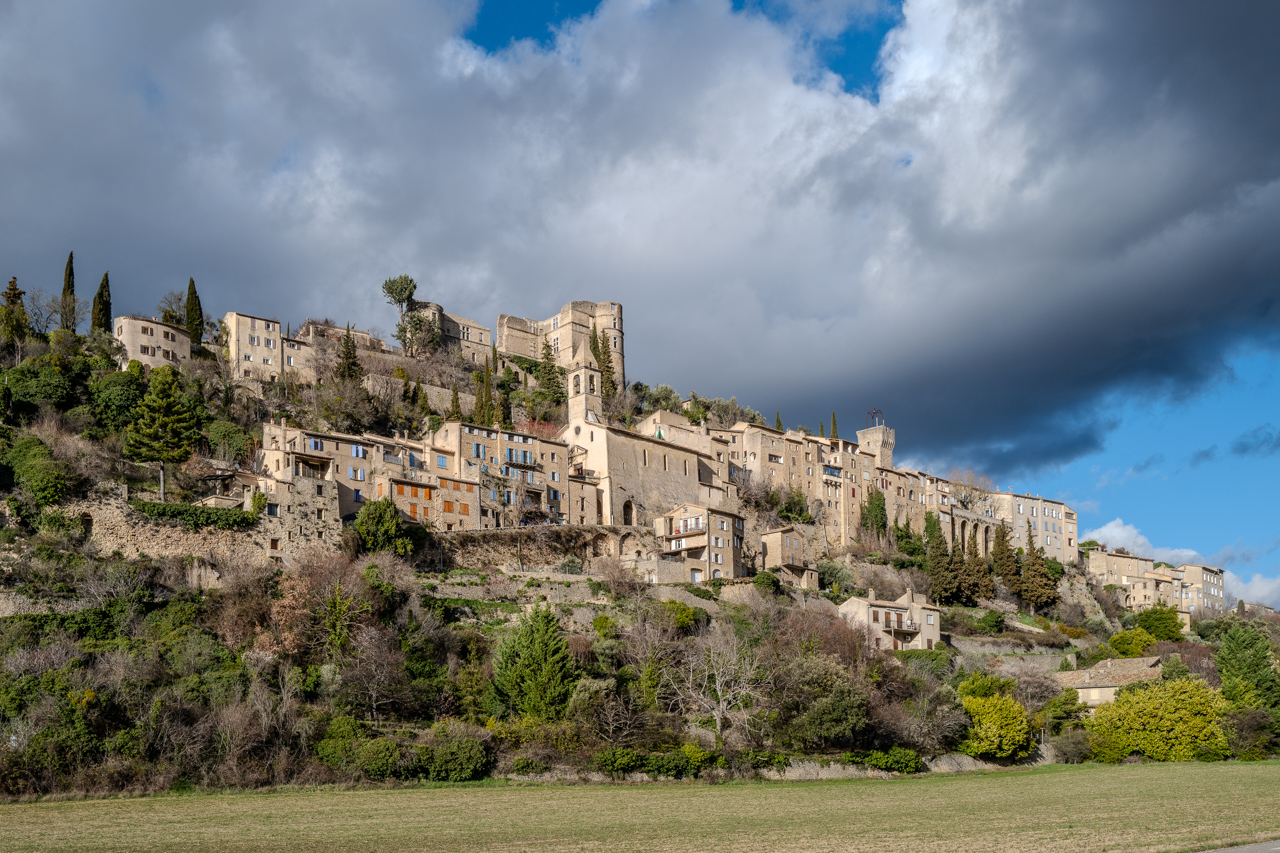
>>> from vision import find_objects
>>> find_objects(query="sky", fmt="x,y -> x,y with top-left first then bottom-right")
1,0 -> 1279,604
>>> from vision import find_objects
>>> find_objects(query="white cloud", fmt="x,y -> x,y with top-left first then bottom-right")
1080,518 -> 1203,566
1225,572 -> 1280,610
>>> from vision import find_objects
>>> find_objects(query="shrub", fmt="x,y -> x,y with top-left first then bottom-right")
594,747 -> 642,778
753,571 -> 781,595
975,610 -> 1006,635
658,599 -> 708,631
7,436 -> 70,508
128,500 -> 260,531
1135,604 -> 1184,642
354,497 -> 417,556
679,582 -> 716,601
427,727 -> 493,781
895,649 -> 953,681
316,716 -> 364,772
511,756 -> 549,775
645,749 -> 692,779
1109,627 -> 1157,658
354,737 -> 402,780
558,555 -> 583,574
206,420 -> 254,461
959,694 -> 1036,760
1082,616 -> 1113,638
1051,729 -> 1091,764
862,746 -> 922,773
1088,678 -> 1229,762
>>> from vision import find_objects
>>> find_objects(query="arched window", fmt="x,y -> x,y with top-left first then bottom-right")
573,375 -> 581,395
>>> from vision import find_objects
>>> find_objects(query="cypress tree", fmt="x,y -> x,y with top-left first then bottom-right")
91,271 -> 112,334
446,382 -> 463,420
0,277 -> 30,356
60,251 -> 76,331
775,411 -> 783,431
860,485 -> 888,539
992,524 -> 1020,596
819,422 -> 825,437
1216,624 -> 1280,714
185,278 -> 203,346
1018,521 -> 1058,614
924,511 -> 958,604
124,366 -> 200,502
335,325 -> 363,382
831,411 -> 839,439
536,339 -> 564,403
491,605 -> 577,721
596,329 -> 617,399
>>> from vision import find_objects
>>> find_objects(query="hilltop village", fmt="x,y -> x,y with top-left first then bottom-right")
115,289 -> 1231,628
0,264 -> 1274,797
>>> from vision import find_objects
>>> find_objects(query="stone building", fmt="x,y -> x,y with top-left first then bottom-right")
224,312 -> 314,383
838,588 -> 943,651
113,315 -> 190,370
408,301 -> 492,365
761,526 -> 818,588
1175,563 -> 1228,617
654,502 -> 746,581
496,300 -> 625,387
1053,657 -> 1163,708
989,492 -> 1077,564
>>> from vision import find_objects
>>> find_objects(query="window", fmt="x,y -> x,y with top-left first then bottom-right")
926,613 -> 934,625
242,353 -> 252,361
249,335 -> 260,346
266,338 -> 275,349
264,322 -> 273,331
473,443 -> 484,458
315,485 -> 323,497
286,356 -> 294,366
309,438 -> 324,451
353,489 -> 363,502
261,357 -> 271,365
409,503 -> 417,519
872,610 -> 880,622
266,503 -> 279,517
437,455 -> 448,469
351,444 -> 366,459
270,538 -> 280,550
460,503 -> 469,515
444,500 -> 454,513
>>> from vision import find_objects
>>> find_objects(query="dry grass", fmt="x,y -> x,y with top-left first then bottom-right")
3,762 -> 1279,852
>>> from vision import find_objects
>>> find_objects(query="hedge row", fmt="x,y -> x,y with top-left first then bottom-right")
128,500 -> 261,531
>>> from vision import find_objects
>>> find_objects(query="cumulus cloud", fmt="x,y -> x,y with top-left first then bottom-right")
2,0 -> 1280,475
1080,518 -> 1202,566
1225,572 -> 1280,610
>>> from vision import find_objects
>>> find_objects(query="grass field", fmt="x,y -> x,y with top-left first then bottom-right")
4,762 -> 1279,853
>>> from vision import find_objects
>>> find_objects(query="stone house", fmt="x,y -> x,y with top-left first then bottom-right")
407,301 -> 491,365
761,526 -> 818,589
224,312 -> 314,383
1052,657 -> 1163,708
113,315 -> 190,370
838,588 -> 943,651
654,502 -> 746,581
496,300 -> 625,387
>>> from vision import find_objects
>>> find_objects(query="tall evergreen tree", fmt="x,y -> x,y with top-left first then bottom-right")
124,366 -> 200,502
961,527 -> 996,603
446,382 -> 463,420
831,411 -> 838,439
335,325 -> 363,382
819,422 -> 825,437
860,485 -> 888,539
596,329 -> 618,399
775,411 -> 783,431
0,277 -> 31,358
184,278 -> 203,346
60,251 -> 75,331
535,339 -> 564,403
491,605 -> 577,720
924,511 -> 958,604
91,271 -> 112,334
1018,522 -> 1058,613
1216,624 -> 1280,717
991,524 -> 1020,596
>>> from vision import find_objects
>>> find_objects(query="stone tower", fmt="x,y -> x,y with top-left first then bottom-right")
856,424 -> 895,469
567,361 -> 602,423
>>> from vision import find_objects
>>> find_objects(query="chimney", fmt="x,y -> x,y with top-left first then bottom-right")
868,587 -> 875,602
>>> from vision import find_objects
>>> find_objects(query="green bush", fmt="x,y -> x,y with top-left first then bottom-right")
354,737 -> 402,780
594,747 -> 642,778
894,649 -> 953,680
1109,627 -> 1157,658
1135,604 -> 1183,642
427,728 -> 493,781
511,756 -> 549,775
1088,678 -> 1229,762
7,436 -> 70,508
975,610 -> 1006,635
658,599 -> 709,631
316,716 -> 364,772
862,746 -> 922,773
129,500 -> 260,531
206,420 -> 254,461
753,571 -> 781,595
558,555 -> 583,575
679,582 -> 716,601
959,693 -> 1036,760
644,749 -> 692,779
354,497 -> 417,556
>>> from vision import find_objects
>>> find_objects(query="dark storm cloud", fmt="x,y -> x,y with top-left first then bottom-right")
1,0 -> 1278,477
1231,424 -> 1280,458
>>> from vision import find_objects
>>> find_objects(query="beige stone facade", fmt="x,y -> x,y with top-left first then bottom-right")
838,588 -> 943,651
224,312 -> 314,383
654,503 -> 746,580
497,300 -> 625,387
113,316 -> 190,370
409,301 -> 492,366
1053,656 -> 1162,707
990,493 -> 1076,564
761,526 -> 818,588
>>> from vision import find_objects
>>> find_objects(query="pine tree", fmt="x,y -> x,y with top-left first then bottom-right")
831,411 -> 839,439
60,251 -> 75,331
924,511 -> 958,604
491,605 -> 577,721
962,527 -> 996,603
1216,624 -> 1280,714
536,339 -> 564,403
335,325 -> 363,382
775,411 -> 783,431
184,278 -> 203,346
992,524 -> 1020,596
446,382 -> 463,420
1018,521 -> 1058,614
91,271 -> 112,334
0,277 -> 30,357
124,366 -> 200,502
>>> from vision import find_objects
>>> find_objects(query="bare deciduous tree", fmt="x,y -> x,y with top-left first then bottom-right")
342,625 -> 408,721
948,468 -> 996,512
664,622 -> 767,747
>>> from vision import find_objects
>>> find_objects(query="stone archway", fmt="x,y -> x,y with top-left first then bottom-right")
983,525 -> 992,557
621,500 -> 634,526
